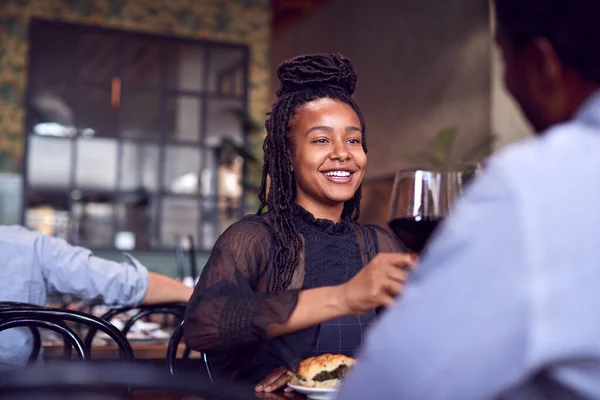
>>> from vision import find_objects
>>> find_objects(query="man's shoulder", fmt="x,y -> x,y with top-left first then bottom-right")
486,123 -> 598,197
0,225 -> 42,246
490,121 -> 600,173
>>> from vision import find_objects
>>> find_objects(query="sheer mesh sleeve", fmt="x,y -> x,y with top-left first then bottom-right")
184,217 -> 299,353
368,224 -> 407,253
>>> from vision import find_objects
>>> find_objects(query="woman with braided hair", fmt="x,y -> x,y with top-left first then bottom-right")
184,53 -> 416,391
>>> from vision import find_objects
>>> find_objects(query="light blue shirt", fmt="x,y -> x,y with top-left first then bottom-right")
338,90 -> 600,400
0,226 -> 149,368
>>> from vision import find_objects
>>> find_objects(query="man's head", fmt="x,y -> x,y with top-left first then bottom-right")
494,0 -> 600,132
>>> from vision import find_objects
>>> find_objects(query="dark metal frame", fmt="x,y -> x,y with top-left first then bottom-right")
0,305 -> 134,361
167,321 -> 215,383
21,18 -> 251,252
83,302 -> 186,350
0,302 -> 69,361
0,319 -> 88,360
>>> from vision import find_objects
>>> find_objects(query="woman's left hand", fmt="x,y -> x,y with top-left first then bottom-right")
255,366 -> 293,393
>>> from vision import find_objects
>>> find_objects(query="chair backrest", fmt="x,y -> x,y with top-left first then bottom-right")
166,321 -> 215,382
0,302 -> 44,363
83,303 -> 186,350
0,362 -> 255,400
0,318 -> 88,360
0,304 -> 134,362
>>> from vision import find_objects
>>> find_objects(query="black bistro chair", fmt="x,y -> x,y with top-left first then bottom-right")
83,235 -> 198,351
166,321 -> 216,383
0,302 -> 134,362
83,302 -> 187,351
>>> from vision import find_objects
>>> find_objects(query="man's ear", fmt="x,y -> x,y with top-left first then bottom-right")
527,36 -> 564,93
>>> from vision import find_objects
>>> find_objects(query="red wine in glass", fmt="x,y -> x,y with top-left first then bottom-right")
388,216 -> 441,254
387,170 -> 473,254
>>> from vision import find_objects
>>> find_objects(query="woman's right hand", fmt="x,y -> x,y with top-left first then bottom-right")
339,252 -> 417,316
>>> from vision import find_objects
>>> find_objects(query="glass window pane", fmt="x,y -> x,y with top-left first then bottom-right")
120,142 -> 159,192
166,42 -> 205,92
218,157 -> 244,227
208,47 -> 245,95
29,22 -> 78,81
219,68 -> 245,98
123,37 -> 163,87
161,197 -> 199,248
29,83 -> 77,137
71,200 -> 115,249
27,136 -> 72,188
205,99 -> 245,147
199,198 -> 219,251
75,138 -> 118,190
199,147 -> 218,197
121,91 -> 162,139
163,146 -> 201,194
79,32 -> 120,83
115,192 -> 157,251
25,192 -> 71,241
77,86 -> 118,138
165,96 -> 201,142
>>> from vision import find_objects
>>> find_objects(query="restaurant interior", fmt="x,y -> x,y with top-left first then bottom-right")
0,0 -> 533,398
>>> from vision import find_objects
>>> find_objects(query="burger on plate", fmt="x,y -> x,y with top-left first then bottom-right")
289,354 -> 355,389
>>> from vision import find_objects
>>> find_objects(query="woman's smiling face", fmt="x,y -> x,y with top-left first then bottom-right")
288,97 -> 366,211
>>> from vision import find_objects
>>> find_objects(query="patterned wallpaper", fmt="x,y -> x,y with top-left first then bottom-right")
0,0 -> 271,180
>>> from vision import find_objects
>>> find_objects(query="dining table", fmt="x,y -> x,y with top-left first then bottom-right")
130,390 -> 307,400
42,341 -> 199,360
43,337 -> 309,400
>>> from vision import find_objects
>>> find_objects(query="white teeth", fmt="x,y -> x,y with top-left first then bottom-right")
324,171 -> 351,178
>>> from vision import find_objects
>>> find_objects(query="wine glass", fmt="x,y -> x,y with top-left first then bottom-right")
387,169 -> 477,254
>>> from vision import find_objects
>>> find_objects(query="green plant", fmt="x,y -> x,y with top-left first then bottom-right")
215,108 -> 263,194
404,126 -> 495,171
214,108 -> 262,165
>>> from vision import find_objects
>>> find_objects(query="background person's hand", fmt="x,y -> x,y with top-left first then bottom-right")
339,252 -> 417,315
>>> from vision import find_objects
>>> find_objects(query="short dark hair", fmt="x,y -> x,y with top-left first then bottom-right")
257,53 -> 367,292
494,0 -> 600,84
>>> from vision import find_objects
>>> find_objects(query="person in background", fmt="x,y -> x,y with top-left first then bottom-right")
184,53 -> 416,391
0,225 -> 194,368
337,0 -> 600,399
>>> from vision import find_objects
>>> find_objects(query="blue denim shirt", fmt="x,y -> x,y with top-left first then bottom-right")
0,226 -> 149,368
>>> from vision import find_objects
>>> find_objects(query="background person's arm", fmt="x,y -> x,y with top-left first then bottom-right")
37,236 -> 189,308
143,271 -> 193,304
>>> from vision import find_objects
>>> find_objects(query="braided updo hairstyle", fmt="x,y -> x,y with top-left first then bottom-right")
257,53 -> 368,292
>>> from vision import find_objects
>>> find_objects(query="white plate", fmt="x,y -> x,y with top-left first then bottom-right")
287,383 -> 337,400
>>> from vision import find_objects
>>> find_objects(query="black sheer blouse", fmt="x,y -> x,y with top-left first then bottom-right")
184,205 -> 403,383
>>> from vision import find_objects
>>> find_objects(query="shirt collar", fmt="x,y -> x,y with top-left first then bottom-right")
573,88 -> 600,125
